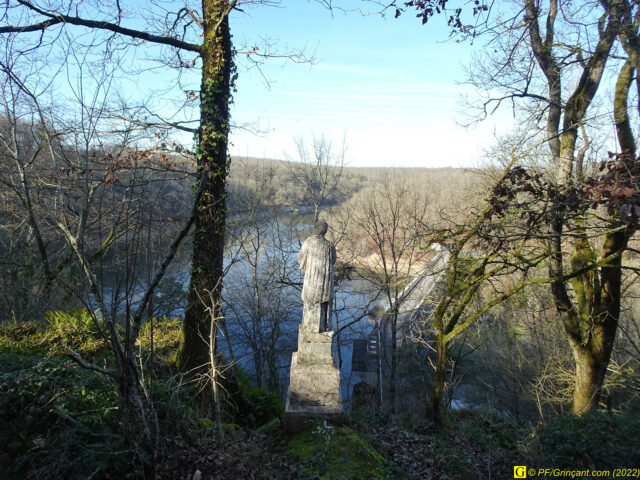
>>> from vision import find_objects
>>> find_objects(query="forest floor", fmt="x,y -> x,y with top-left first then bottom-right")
153,410 -> 640,480
153,419 -> 518,480
2,315 -> 640,479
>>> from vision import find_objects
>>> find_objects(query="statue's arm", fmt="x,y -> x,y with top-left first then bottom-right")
298,243 -> 307,270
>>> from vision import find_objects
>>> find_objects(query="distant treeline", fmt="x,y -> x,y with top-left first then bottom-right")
228,155 -> 485,219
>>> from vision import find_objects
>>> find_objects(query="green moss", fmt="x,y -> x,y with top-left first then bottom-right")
286,423 -> 387,479
286,427 -> 317,460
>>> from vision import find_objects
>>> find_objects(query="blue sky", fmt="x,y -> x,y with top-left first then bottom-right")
229,0 -> 513,168
4,0 -> 513,169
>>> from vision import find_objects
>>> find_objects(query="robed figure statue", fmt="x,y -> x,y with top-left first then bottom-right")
297,222 -> 336,333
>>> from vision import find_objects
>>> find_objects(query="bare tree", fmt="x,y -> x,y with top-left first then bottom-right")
0,0 -> 267,388
0,30 -> 217,473
334,172 -> 429,413
224,161 -> 300,392
438,0 -> 640,415
286,134 -> 346,223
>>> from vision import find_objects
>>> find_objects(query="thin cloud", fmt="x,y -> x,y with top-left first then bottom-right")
313,62 -> 392,76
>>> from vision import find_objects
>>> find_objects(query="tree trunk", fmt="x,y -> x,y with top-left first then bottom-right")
571,342 -> 600,414
389,310 -> 398,414
178,0 -> 232,375
569,305 -> 619,415
209,305 -> 223,439
567,57 -> 636,415
430,331 -> 448,423
525,0 -> 626,416
120,340 -> 155,476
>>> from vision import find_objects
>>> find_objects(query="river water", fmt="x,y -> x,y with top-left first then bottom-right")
219,211 -> 378,408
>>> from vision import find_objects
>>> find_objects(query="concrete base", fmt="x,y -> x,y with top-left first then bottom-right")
285,328 -> 344,432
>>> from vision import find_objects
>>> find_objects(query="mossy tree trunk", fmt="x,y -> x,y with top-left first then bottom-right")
561,33 -> 634,415
564,55 -> 635,414
428,245 -> 486,424
178,0 -> 233,376
525,0 -> 628,415
430,330 -> 447,422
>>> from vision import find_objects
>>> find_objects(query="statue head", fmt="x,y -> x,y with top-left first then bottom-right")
314,221 -> 329,236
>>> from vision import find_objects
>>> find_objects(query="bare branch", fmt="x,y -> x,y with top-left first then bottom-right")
0,0 -> 202,53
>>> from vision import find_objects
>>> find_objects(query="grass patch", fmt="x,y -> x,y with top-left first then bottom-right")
0,310 -> 110,358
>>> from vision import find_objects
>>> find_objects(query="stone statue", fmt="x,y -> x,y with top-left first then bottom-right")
298,222 -> 336,333
287,221 -> 343,431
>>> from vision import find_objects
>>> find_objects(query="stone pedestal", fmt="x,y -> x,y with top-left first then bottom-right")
285,329 -> 343,432
301,302 -> 325,333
